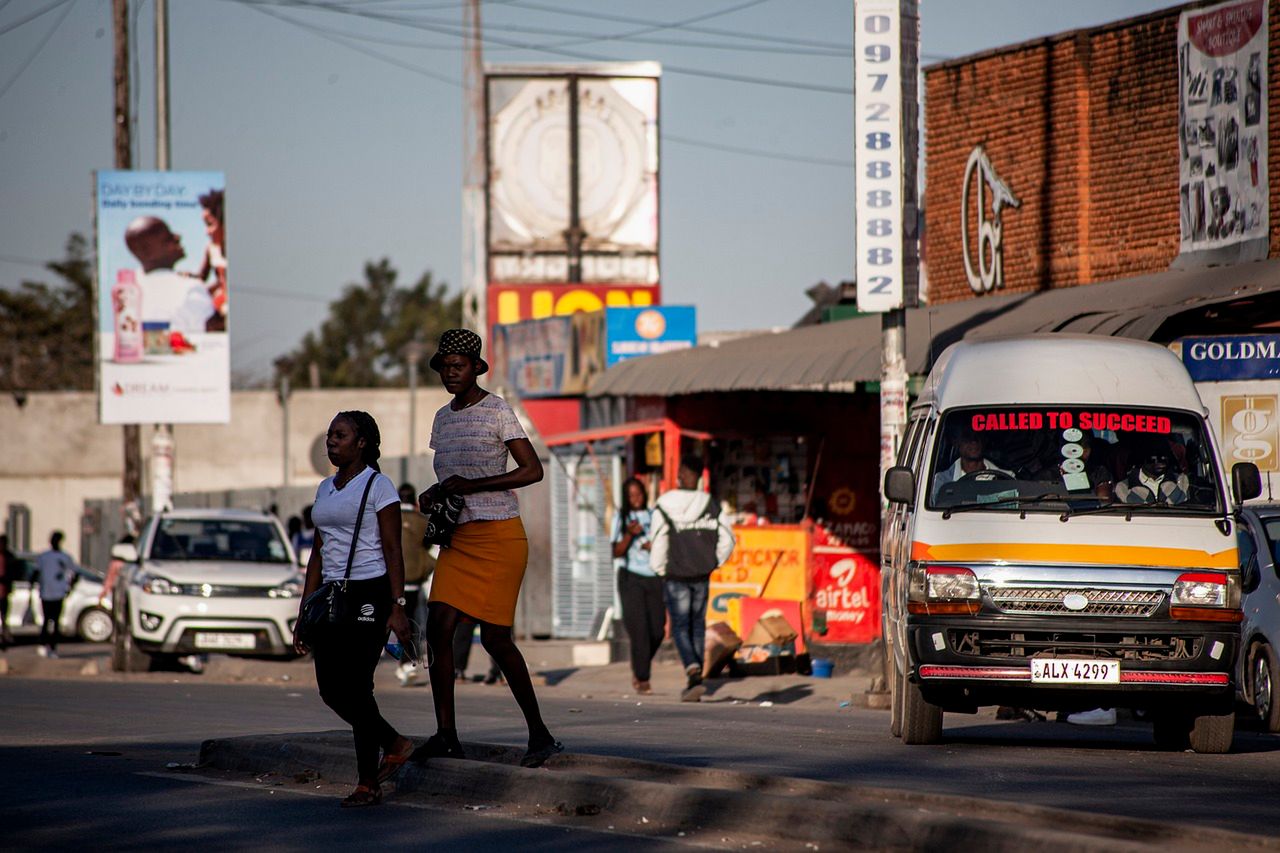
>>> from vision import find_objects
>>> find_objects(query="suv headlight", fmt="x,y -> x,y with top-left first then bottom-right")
269,574 -> 304,599
137,572 -> 181,595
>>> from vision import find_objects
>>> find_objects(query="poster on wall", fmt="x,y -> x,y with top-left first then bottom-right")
1177,0 -> 1269,261
95,170 -> 229,424
605,306 -> 696,366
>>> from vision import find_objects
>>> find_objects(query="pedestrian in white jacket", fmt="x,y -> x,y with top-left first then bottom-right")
649,461 -> 736,701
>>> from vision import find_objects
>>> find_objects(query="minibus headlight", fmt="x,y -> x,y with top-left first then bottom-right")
1171,572 -> 1227,608
908,565 -> 981,615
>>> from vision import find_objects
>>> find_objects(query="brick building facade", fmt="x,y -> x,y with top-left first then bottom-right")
924,0 -> 1280,304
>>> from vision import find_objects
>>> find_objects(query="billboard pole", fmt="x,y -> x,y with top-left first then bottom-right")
462,0 -> 486,337
113,0 -> 142,528
151,0 -> 175,514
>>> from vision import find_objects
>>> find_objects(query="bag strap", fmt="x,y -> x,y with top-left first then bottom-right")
656,505 -> 675,531
343,471 -> 378,583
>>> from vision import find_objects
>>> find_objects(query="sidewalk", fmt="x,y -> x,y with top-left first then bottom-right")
0,639 -> 873,710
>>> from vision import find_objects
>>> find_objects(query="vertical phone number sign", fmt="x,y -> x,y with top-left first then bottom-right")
855,1 -> 904,312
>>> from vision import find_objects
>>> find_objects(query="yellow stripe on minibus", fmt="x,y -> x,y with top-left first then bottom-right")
910,541 -> 1237,569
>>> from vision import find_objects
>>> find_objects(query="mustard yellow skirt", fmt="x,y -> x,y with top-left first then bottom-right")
429,516 -> 528,626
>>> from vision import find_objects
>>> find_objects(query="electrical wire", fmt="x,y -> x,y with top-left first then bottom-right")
237,0 -> 855,94
663,133 -> 851,169
528,0 -> 774,51
0,0 -> 75,101
240,0 -> 462,86
0,0 -> 72,37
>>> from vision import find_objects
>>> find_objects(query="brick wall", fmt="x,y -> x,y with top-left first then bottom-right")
924,1 -> 1280,304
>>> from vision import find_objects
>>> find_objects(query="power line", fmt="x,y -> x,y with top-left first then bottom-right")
235,0 -> 854,168
239,0 -> 461,86
663,133 -> 851,169
530,0 -> 774,51
0,0 -> 72,37
0,0 -> 75,101
241,0 -> 854,94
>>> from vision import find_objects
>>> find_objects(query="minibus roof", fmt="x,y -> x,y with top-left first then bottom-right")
917,335 -> 1206,412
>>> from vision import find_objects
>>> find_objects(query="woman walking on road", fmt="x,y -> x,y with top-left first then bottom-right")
294,411 -> 415,807
612,477 -> 664,695
414,329 -> 562,769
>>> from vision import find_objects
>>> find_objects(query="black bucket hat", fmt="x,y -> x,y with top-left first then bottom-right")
429,328 -> 489,375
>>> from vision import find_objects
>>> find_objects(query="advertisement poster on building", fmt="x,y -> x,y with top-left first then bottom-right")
809,544 -> 881,644
708,526 -> 807,635
95,170 -> 229,425
487,283 -> 660,330
605,306 -> 696,366
1177,0 -> 1268,259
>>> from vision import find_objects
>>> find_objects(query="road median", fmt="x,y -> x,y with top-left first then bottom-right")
197,731 -> 1277,851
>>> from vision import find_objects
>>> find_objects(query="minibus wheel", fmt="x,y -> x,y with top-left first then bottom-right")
900,666 -> 943,744
889,659 -> 903,738
1188,709 -> 1235,754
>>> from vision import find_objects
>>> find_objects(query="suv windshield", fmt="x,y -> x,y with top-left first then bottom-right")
148,518 -> 290,563
926,406 -> 1222,514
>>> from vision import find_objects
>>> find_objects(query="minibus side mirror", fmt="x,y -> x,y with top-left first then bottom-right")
885,466 -> 916,507
1232,462 -> 1263,505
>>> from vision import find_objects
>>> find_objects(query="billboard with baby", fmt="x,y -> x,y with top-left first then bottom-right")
95,170 -> 229,424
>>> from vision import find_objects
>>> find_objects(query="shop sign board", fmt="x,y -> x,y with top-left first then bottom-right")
1177,0 -> 1269,260
709,526 -> 808,635
1180,334 -> 1280,381
854,0 -> 908,312
605,306 -> 696,366
488,283 -> 659,328
809,547 -> 881,644
95,170 -> 229,425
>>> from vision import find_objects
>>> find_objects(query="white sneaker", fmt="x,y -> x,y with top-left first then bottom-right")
36,646 -> 48,658
181,655 -> 205,674
396,662 -> 418,687
1066,708 -> 1117,726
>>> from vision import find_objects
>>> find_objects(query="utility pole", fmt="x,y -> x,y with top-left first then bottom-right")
151,0 -> 175,514
461,0 -> 486,337
114,0 -> 142,528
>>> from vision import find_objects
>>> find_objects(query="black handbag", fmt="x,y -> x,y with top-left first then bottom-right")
298,472 -> 376,645
422,491 -> 465,548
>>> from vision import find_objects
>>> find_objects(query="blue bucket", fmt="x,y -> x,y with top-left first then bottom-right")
811,658 -> 834,678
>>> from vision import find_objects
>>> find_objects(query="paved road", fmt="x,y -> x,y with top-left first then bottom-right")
3,671 -> 1280,845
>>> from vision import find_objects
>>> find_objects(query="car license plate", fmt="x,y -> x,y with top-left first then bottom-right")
1030,658 -> 1120,684
194,632 -> 256,650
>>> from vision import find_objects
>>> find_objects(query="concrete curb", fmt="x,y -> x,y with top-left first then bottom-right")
197,732 -> 1278,851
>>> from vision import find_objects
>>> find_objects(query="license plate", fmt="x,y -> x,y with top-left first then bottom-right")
1030,658 -> 1120,684
194,632 -> 256,650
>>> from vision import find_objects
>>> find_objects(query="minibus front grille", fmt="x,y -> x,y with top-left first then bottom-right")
948,630 -> 1201,661
987,586 -> 1164,618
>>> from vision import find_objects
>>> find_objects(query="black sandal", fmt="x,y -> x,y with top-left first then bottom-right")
519,739 -> 564,768
340,784 -> 383,808
409,732 -> 465,764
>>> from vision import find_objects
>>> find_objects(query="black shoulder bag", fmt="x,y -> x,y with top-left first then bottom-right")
298,472 -> 376,645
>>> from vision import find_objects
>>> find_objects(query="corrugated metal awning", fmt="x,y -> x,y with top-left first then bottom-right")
588,258 -> 1280,398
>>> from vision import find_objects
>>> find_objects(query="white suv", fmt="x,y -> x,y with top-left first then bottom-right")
111,508 -> 302,671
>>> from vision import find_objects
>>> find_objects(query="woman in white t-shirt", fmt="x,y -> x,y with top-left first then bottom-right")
293,410 -> 414,807
414,328 -> 562,769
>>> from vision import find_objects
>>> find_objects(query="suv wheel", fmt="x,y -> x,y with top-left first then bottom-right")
78,607 -> 114,644
1252,643 -> 1280,733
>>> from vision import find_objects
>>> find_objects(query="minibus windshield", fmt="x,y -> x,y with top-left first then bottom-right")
926,406 -> 1223,514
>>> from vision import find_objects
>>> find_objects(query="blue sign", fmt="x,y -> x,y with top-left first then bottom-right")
1181,334 -> 1280,382
606,306 -> 697,367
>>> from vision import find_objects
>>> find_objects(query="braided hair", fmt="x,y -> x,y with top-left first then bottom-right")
337,410 -> 382,472
619,476 -> 646,530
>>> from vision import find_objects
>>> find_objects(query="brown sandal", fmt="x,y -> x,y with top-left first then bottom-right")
340,784 -> 383,808
376,739 -> 415,784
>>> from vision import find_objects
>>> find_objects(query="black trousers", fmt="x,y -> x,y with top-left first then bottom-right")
40,599 -> 64,650
311,575 -> 400,785
618,569 -> 666,683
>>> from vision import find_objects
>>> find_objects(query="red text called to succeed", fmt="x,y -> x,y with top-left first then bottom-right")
969,411 -> 1173,434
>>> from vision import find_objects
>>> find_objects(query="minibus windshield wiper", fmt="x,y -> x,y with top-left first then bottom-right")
1058,501 -> 1219,522
939,493 -> 1068,519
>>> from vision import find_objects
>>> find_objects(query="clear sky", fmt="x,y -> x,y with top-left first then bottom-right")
0,0 -> 1184,384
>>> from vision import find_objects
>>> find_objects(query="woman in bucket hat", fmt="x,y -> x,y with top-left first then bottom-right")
412,329 -> 563,768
